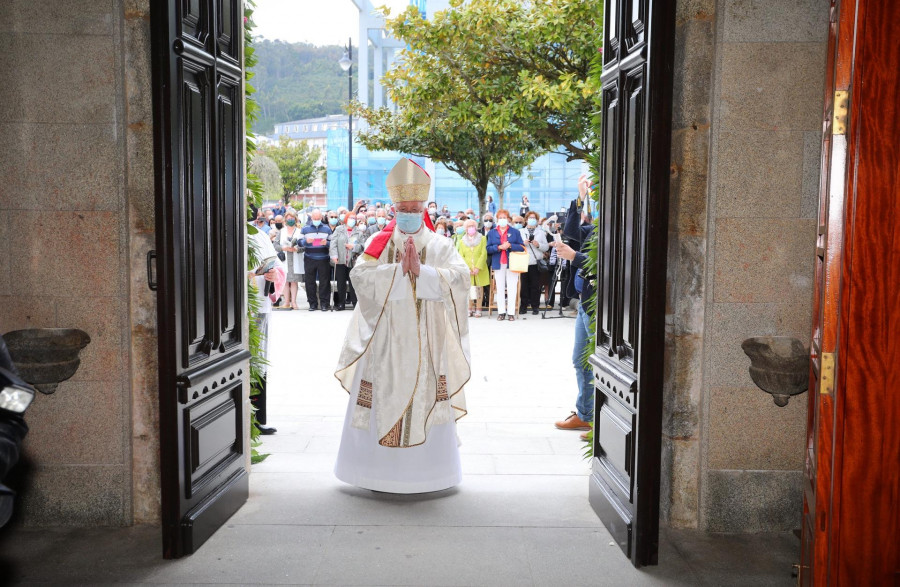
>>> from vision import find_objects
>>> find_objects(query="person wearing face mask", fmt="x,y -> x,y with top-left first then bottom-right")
486,209 -> 525,321
364,208 -> 387,240
330,214 -> 363,311
480,213 -> 495,310
511,215 -> 525,230
298,208 -> 333,311
518,210 -> 550,315
451,220 -> 465,246
334,157 -> 470,493
456,219 -> 489,318
275,210 -> 304,309
519,195 -> 530,217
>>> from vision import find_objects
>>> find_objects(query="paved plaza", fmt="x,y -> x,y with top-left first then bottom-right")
0,306 -> 799,585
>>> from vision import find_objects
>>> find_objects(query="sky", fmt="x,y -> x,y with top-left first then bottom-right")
252,0 -> 412,46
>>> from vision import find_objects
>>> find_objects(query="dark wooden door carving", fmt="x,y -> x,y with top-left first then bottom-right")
588,0 -> 675,567
151,0 -> 250,558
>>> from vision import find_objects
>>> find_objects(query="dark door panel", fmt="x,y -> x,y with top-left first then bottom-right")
589,0 -> 675,568
152,0 -> 249,558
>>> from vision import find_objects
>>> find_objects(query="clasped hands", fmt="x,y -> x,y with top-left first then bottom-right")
399,236 -> 421,277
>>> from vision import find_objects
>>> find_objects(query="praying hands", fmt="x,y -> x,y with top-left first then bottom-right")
400,236 -> 421,277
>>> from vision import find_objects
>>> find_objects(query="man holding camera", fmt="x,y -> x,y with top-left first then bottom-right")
551,175 -> 596,440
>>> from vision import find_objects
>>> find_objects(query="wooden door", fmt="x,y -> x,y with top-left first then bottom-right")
800,0 -> 900,583
588,0 -> 675,568
150,0 -> 250,558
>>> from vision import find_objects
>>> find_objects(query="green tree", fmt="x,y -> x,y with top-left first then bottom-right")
384,0 -> 602,161
353,101 -> 543,216
248,154 -> 283,202
260,136 -> 322,199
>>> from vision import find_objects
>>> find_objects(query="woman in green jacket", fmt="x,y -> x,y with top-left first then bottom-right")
456,219 -> 490,317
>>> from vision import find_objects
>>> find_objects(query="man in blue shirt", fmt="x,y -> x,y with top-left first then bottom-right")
299,208 -> 333,311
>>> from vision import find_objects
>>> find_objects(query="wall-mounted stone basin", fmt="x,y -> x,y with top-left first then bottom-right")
3,329 -> 91,394
741,336 -> 809,407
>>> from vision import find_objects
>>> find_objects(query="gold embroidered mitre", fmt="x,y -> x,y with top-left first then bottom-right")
386,157 -> 430,202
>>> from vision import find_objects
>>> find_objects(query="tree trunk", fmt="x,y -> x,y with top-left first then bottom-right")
476,179 -> 489,218
497,181 -> 506,213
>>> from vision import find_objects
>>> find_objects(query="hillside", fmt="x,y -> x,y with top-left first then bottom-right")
249,38 -> 359,136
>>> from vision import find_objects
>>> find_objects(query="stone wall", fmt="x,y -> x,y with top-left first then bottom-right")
661,0 -> 716,529
0,0 -> 158,526
699,0 -> 827,532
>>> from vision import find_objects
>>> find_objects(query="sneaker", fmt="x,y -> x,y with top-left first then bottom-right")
555,412 -> 591,431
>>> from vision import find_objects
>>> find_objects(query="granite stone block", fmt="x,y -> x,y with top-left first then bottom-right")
723,0 -> 829,43
670,236 -> 707,335
0,0 -> 115,36
715,131 -> 803,219
15,211 -> 121,298
669,128 -> 710,236
0,123 -> 123,211
708,386 -> 807,470
126,127 -> 156,231
801,130 -> 823,219
706,302 -> 778,388
661,437 -> 700,528
719,43 -> 826,132
56,296 -> 125,382
18,464 -> 128,526
124,13 -> 153,125
130,332 -> 160,524
676,0 -> 715,25
0,210 -> 8,296
0,34 -> 117,124
704,469 -> 803,532
673,19 -> 714,129
0,295 -> 56,333
713,217 -> 816,304
23,379 -> 125,465
663,333 -> 703,438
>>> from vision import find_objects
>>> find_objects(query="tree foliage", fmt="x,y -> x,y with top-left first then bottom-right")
259,136 -> 322,199
248,154 -> 283,202
383,0 -> 603,161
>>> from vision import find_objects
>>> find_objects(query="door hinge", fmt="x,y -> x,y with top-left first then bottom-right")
820,352 -> 835,394
832,91 -> 849,135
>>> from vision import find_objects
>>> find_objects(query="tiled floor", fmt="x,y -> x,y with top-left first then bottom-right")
0,305 -> 800,585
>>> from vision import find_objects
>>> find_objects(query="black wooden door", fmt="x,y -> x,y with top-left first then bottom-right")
588,0 -> 675,567
151,0 -> 250,558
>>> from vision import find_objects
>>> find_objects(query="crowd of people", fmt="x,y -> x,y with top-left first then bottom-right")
250,172 -> 597,445
252,194 -> 587,320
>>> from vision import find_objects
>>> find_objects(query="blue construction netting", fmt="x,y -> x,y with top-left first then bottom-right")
326,129 -> 588,216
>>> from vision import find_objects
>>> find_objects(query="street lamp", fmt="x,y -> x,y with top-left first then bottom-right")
338,38 -> 354,210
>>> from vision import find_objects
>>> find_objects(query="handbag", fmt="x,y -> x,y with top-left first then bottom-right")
469,285 -> 479,300
508,251 -> 529,273
536,258 -> 550,273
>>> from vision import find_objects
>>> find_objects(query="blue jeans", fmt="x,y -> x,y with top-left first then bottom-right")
573,305 -> 594,423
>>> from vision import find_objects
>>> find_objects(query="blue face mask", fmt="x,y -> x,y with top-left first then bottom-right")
328,217 -> 339,226
455,227 -> 465,235
376,217 -> 387,226
312,219 -> 321,227
367,217 -> 376,225
396,212 -> 423,233
514,223 -> 523,229
339,213 -> 346,221
347,219 -> 356,228
527,218 -> 537,227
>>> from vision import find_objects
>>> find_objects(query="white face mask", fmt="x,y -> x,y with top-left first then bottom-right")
497,218 -> 508,228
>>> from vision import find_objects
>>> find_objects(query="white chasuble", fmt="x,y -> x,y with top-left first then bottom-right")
333,227 -> 471,493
